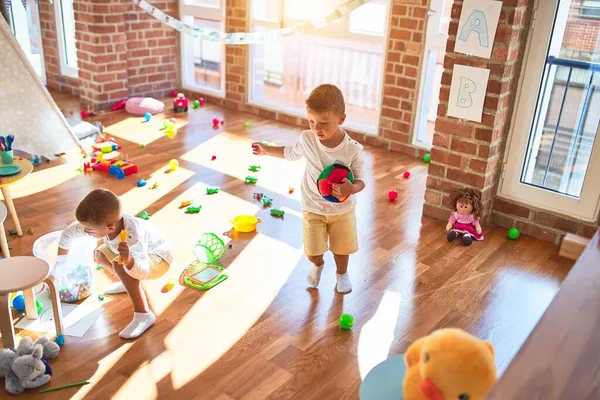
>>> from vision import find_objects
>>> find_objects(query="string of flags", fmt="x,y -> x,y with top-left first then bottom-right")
133,0 -> 372,45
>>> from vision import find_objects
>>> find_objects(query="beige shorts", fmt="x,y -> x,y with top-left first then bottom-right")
96,244 -> 170,281
302,210 -> 358,256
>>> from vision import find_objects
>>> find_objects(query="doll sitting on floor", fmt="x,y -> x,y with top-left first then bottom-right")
446,187 -> 484,246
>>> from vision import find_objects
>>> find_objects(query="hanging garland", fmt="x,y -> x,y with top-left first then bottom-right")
133,0 -> 372,45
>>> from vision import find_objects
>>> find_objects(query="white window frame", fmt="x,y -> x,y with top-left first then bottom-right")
54,0 -> 78,78
499,0 -> 600,222
248,0 -> 390,135
180,0 -> 226,97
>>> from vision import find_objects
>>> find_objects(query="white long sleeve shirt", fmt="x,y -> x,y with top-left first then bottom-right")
58,214 -> 174,272
284,129 -> 365,216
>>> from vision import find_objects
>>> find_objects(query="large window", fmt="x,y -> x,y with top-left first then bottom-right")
180,0 -> 225,95
249,0 -> 389,134
55,0 -> 78,77
501,0 -> 600,221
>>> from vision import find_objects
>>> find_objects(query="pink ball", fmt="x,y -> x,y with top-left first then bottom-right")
171,90 -> 178,98
199,98 -> 205,106
388,190 -> 398,201
80,109 -> 88,119
403,171 -> 411,179
212,118 -> 219,126
220,120 -> 224,125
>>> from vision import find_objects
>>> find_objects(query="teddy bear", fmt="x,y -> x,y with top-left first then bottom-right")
0,336 -> 60,395
403,328 -> 496,400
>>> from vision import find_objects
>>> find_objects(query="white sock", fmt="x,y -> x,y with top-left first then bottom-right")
336,272 -> 352,294
105,281 -> 127,294
119,311 -> 156,339
307,263 -> 324,288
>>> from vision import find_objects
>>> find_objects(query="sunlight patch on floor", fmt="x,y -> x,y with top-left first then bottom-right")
118,163 -> 195,217
165,233 -> 302,389
180,131 -> 305,199
139,182 -> 261,315
10,153 -> 82,199
103,115 -> 188,146
357,289 -> 403,379
70,342 -> 134,400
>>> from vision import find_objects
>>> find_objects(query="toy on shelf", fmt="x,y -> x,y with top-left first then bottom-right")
248,165 -> 261,172
206,187 -> 220,195
270,208 -> 285,218
174,93 -> 188,112
339,313 -> 354,329
446,188 -> 484,246
318,164 -> 354,203
245,175 -> 258,184
186,206 -> 202,214
138,210 -> 150,220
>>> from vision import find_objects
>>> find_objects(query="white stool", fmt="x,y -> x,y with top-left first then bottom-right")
0,201 -> 11,258
0,257 -> 64,349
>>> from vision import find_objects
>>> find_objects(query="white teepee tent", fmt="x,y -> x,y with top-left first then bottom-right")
0,16 -> 85,156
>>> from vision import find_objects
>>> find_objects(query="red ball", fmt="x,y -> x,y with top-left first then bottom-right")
199,97 -> 205,106
80,109 -> 88,119
403,171 -> 411,179
220,120 -> 225,125
388,190 -> 398,201
212,118 -> 219,126
211,155 -> 217,161
171,90 -> 178,98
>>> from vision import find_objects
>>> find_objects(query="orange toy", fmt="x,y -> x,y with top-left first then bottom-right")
403,329 -> 496,400
116,230 -> 128,265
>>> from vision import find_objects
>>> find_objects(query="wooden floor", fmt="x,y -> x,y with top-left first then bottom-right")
3,91 -> 573,399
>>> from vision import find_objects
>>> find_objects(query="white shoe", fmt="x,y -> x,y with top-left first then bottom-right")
105,281 -> 127,294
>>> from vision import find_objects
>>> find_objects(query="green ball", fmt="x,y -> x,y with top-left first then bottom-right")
36,299 -> 43,315
339,313 -> 354,330
162,120 -> 169,129
423,153 -> 431,163
193,100 -> 200,109
508,228 -> 520,240
244,121 -> 251,128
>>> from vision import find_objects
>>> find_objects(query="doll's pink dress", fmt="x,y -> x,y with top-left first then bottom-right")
449,212 -> 484,241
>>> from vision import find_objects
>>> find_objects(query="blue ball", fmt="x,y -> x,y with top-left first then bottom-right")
55,335 -> 65,347
137,179 -> 147,187
12,295 -> 25,312
143,112 -> 152,122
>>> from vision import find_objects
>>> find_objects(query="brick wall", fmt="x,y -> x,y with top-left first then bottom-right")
492,197 -> 599,244
39,0 -> 80,96
423,0 -> 533,223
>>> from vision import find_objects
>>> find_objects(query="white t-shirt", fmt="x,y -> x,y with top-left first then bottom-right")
284,129 -> 365,216
58,214 -> 174,272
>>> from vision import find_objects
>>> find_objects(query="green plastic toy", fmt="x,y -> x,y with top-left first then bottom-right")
186,206 -> 202,214
339,313 -> 354,329
248,165 -> 261,172
245,175 -> 258,184
98,294 -> 105,301
206,187 -> 220,195
262,196 -> 273,207
36,299 -> 43,315
194,232 -> 226,263
244,121 -> 251,128
193,99 -> 200,109
184,262 -> 228,290
138,210 -> 151,220
508,228 -> 520,240
270,208 -> 285,217
423,153 -> 431,163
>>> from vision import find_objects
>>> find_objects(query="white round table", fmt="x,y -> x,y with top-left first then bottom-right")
0,256 -> 64,349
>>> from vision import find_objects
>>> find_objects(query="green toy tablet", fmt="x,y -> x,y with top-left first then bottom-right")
184,262 -> 228,290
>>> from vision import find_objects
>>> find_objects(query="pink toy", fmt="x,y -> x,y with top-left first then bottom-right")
125,97 -> 165,115
211,155 -> 217,161
199,97 -> 205,106
173,94 -> 188,112
212,118 -> 219,126
446,188 -> 484,246
403,171 -> 410,179
171,90 -> 178,98
80,109 -> 88,119
388,190 -> 398,201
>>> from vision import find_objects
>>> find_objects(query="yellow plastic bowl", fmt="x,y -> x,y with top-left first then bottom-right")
230,215 -> 261,233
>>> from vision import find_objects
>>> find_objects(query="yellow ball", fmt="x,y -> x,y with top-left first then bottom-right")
166,129 -> 177,139
169,159 -> 179,170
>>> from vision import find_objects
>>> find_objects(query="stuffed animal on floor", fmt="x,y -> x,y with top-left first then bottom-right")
0,337 -> 60,395
403,328 -> 496,400
317,163 -> 355,203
